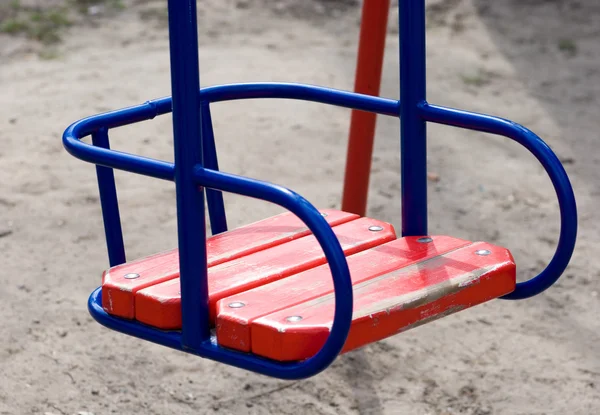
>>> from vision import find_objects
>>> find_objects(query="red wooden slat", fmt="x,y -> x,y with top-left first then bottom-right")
250,242 -> 516,361
135,217 -> 396,329
102,209 -> 358,319
216,235 -> 471,352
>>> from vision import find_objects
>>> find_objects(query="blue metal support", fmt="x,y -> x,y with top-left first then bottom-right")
167,0 -> 210,349
91,128 -> 126,267
201,102 -> 228,234
63,0 -> 578,380
399,0 -> 428,236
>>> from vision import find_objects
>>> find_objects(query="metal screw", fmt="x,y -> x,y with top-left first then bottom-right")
475,249 -> 491,256
321,212 -> 328,217
368,225 -> 384,232
286,316 -> 303,322
228,301 -> 245,308
417,237 -> 433,243
123,273 -> 140,279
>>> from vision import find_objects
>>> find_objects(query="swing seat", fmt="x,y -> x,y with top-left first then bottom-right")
101,209 -> 359,320
101,209 -> 516,361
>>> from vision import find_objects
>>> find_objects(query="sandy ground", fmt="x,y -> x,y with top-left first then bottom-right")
0,0 -> 599,414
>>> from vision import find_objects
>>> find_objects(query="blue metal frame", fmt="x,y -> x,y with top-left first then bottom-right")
399,0 -> 428,237
201,103 -> 228,235
91,128 -> 126,267
62,0 -> 577,379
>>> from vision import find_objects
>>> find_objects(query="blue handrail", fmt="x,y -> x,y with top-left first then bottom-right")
419,103 -> 577,299
62,84 -> 399,180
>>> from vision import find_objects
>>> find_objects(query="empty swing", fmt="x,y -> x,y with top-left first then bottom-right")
62,0 -> 577,380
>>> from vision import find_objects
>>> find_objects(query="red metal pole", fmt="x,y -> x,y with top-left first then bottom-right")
341,0 -> 390,216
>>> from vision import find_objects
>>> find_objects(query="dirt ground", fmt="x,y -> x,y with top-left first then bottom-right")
0,0 -> 598,414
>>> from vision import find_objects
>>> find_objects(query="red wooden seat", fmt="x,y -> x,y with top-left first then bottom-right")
215,235 -> 472,352
100,210 -> 515,362
134,217 -> 396,329
101,209 -> 357,319
219,239 -> 515,361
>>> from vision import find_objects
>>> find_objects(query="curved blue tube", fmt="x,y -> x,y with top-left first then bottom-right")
88,288 -> 183,349
193,167 -> 353,378
62,83 -> 399,181
63,112 -> 175,181
151,82 -> 400,117
419,103 -> 578,299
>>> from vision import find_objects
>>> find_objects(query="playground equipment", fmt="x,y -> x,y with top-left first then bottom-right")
342,0 -> 390,216
62,0 -> 577,380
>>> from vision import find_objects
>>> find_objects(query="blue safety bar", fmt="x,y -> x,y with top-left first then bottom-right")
63,0 -> 577,379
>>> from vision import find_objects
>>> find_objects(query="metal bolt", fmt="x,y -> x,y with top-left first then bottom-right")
321,212 -> 328,217
228,301 -> 245,308
417,237 -> 433,243
286,316 -> 303,322
475,249 -> 491,256
368,225 -> 384,232
123,273 -> 140,279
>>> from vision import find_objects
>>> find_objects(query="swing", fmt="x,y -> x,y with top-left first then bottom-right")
62,0 -> 577,379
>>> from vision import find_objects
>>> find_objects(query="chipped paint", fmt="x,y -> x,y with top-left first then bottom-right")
394,305 -> 466,335
107,290 -> 114,312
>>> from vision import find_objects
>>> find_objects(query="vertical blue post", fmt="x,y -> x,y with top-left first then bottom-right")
399,0 -> 428,236
201,102 -> 228,235
91,127 -> 126,267
167,0 -> 210,349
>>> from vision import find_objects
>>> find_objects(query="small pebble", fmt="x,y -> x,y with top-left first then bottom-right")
427,172 -> 441,182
